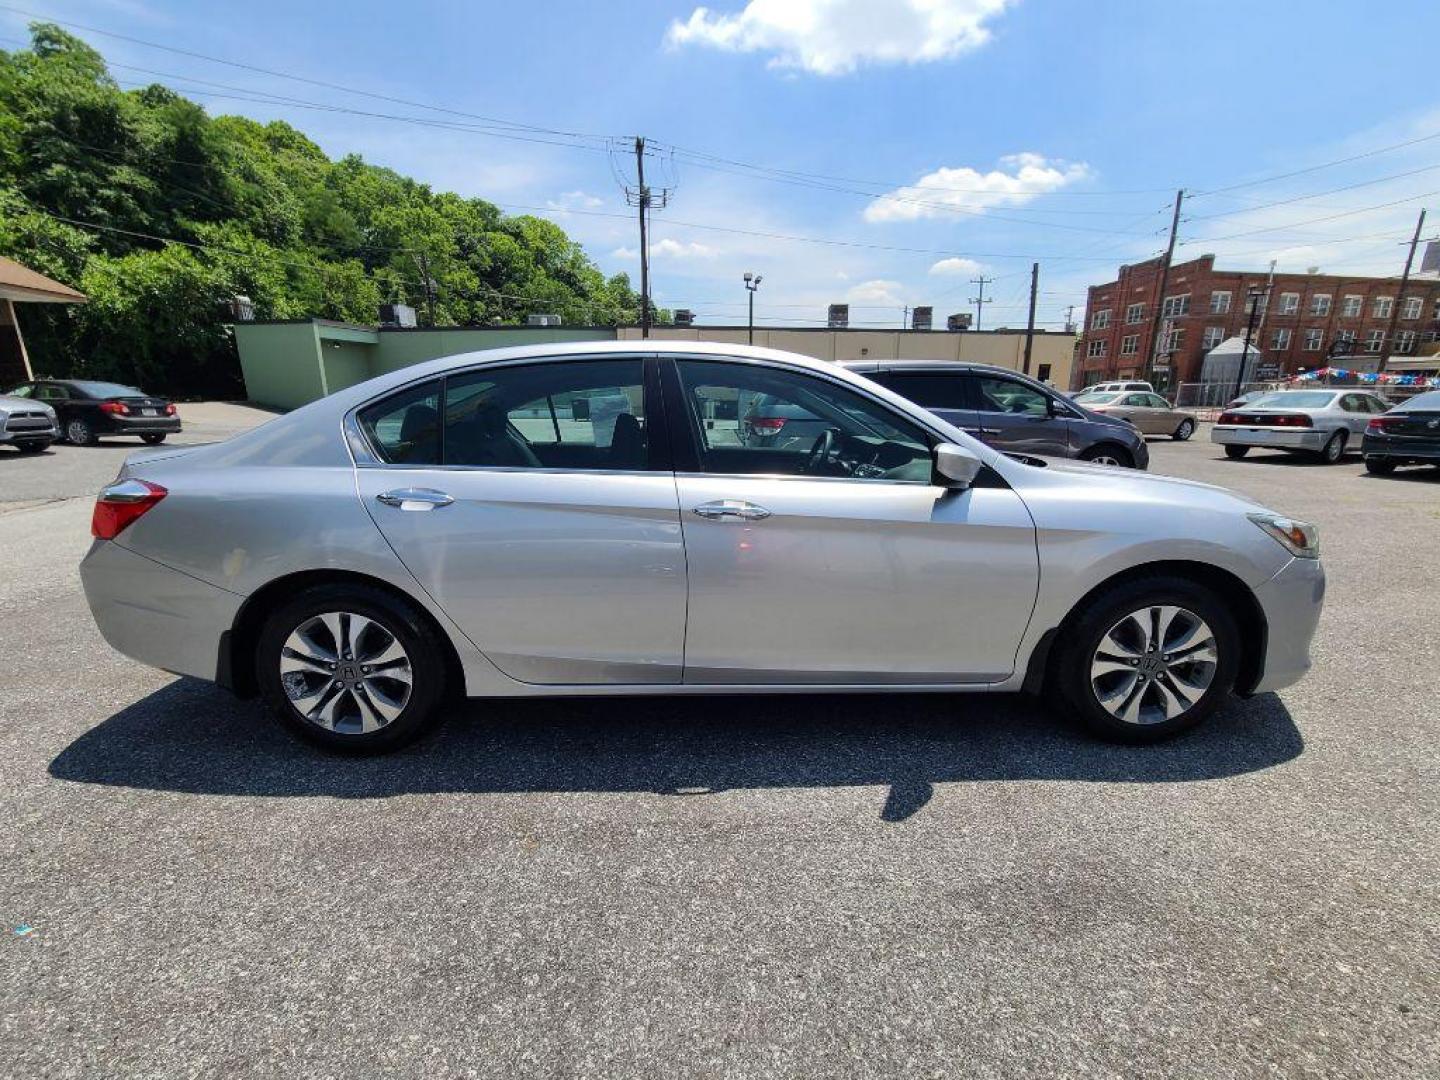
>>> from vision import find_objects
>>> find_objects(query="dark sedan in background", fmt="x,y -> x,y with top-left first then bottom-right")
1362,389 -> 1440,475
5,379 -> 181,446
842,360 -> 1150,468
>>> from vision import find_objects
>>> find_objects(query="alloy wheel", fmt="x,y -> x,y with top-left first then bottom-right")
1089,605 -> 1218,725
279,611 -> 413,734
1090,453 -> 1122,466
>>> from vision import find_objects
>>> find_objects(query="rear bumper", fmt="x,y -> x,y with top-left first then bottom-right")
1249,556 -> 1325,694
1211,425 -> 1326,452
80,540 -> 242,682
98,416 -> 183,435
1362,433 -> 1440,461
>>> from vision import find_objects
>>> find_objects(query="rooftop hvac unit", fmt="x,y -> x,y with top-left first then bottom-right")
527,314 -> 563,327
230,295 -> 254,322
673,309 -> 694,327
828,303 -> 849,329
379,303 -> 417,328
946,312 -> 972,331
911,305 -> 932,331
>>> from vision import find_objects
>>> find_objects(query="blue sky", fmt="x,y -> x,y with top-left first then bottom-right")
4,0 -> 1440,328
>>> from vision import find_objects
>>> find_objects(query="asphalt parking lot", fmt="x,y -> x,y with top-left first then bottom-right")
2,415 -> 1436,1078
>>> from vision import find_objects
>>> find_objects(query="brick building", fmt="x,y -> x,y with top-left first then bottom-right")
1074,253 -> 1440,390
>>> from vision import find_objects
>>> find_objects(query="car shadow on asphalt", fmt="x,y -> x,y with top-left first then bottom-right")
49,680 -> 1303,821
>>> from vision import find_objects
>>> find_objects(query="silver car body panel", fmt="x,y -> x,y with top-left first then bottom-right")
1210,390 -> 1387,451
82,341 -> 1322,699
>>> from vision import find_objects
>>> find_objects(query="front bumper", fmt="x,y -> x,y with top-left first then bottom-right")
1362,432 -> 1440,462
80,540 -> 242,682
1,420 -> 58,444
1211,425 -> 1327,452
1249,555 -> 1325,694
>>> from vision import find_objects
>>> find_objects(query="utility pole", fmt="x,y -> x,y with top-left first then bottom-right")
415,251 -> 437,326
1379,209 -> 1427,373
969,276 -> 994,330
1022,261 -> 1039,375
634,137 -> 651,338
1145,188 -> 1185,383
1234,284 -> 1267,401
1065,304 -> 1076,334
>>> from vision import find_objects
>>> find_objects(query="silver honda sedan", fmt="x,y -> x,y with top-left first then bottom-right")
80,342 -> 1324,753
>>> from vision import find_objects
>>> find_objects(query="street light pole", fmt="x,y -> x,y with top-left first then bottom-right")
744,272 -> 763,345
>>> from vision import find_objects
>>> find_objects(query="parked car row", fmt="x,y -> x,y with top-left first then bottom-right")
1,379 -> 180,451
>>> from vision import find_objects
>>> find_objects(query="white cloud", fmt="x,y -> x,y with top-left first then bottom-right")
545,190 -> 605,212
611,239 -> 719,261
929,257 -> 984,276
665,0 -> 1015,76
846,279 -> 906,306
865,153 -> 1093,223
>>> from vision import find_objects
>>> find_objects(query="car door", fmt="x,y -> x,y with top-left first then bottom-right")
967,372 -> 1070,455
351,356 -> 688,685
864,369 -> 981,438
664,357 -> 1038,684
1337,394 -> 1376,438
1127,393 -> 1166,434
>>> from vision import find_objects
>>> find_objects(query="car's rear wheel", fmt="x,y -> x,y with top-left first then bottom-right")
66,418 -> 97,446
1224,445 -> 1249,459
140,433 -> 167,445
1364,457 -> 1396,475
255,584 -> 449,753
1317,430 -> 1346,464
1172,419 -> 1195,441
1052,575 -> 1241,742
1080,444 -> 1134,468
17,441 -> 48,453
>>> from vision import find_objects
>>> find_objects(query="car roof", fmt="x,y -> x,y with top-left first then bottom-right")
838,359 -> 1026,378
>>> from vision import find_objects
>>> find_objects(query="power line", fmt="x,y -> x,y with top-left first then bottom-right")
1182,190 -> 1440,244
1188,128 -> 1440,198
1184,162 -> 1440,222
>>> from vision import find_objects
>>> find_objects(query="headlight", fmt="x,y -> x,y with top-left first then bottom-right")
1248,512 -> 1320,558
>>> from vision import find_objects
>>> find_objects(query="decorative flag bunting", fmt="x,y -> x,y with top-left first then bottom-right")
1287,367 -> 1440,388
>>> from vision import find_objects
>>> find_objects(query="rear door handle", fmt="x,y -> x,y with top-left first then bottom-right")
377,488 -> 454,511
692,500 -> 771,521
962,427 -> 1000,436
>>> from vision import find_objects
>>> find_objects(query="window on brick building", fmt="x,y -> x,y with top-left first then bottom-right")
1086,339 -> 1108,358
1395,330 -> 1416,354
1341,295 -> 1362,317
1310,294 -> 1331,316
1244,291 -> 1269,316
1091,308 -> 1111,330
1402,296 -> 1423,320
1119,334 -> 1139,356
1304,328 -> 1324,352
1364,329 -> 1385,353
1161,294 -> 1190,317
1278,292 -> 1300,315
1335,328 -> 1357,347
1201,326 -> 1224,351
1209,291 -> 1231,314
1125,302 -> 1144,324
1372,296 -> 1393,319
1162,327 -> 1184,353
1271,328 -> 1292,349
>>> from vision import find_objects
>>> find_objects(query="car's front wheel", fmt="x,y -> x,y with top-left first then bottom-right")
1052,575 -> 1240,742
255,584 -> 449,753
1080,444 -> 1134,468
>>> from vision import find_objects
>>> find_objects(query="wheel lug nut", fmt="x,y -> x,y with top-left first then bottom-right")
332,680 -> 342,688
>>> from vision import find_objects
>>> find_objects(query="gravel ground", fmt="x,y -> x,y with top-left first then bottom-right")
1,419 -> 1436,1079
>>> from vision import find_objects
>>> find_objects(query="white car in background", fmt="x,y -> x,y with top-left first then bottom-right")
1211,389 -> 1389,464
0,393 -> 58,453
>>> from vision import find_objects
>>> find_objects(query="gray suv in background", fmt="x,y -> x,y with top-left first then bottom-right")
844,360 -> 1150,469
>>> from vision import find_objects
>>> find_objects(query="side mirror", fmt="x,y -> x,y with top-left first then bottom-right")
933,442 -> 984,489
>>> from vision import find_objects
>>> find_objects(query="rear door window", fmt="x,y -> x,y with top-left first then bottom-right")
973,376 -> 1050,416
357,380 -> 443,465
869,371 -> 971,410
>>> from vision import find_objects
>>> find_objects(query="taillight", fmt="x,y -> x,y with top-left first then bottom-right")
100,401 -> 129,415
746,416 -> 786,436
1367,416 -> 1398,432
164,403 -> 177,416
1218,411 -> 1239,425
92,479 -> 167,539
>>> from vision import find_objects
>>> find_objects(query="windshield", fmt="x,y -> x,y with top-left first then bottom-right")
1076,392 -> 1120,404
70,380 -> 146,398
1247,392 -> 1337,409
1398,390 -> 1440,411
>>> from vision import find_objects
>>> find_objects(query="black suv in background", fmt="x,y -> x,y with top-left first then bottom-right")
843,360 -> 1150,469
5,379 -> 181,446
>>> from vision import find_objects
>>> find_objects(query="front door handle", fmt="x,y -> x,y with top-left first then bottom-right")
377,488 -> 454,511
692,499 -> 771,521
962,426 -> 1001,436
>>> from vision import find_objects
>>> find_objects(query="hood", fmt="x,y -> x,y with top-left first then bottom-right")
1072,403 -> 1138,430
1014,453 -> 1267,510
0,394 -> 52,412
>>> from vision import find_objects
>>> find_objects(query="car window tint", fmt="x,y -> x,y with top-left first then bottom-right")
869,371 -> 970,410
1146,394 -> 1170,409
444,359 -> 647,470
974,376 -> 1050,417
36,384 -> 69,401
358,379 -> 443,465
676,359 -> 933,482
1121,394 -> 1149,406
6,384 -> 34,398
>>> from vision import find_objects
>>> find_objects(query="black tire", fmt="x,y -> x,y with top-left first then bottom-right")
1316,430 -> 1346,464
1079,443 -> 1134,468
1172,419 -> 1195,441
17,441 -> 49,454
1224,445 -> 1249,459
1050,574 -> 1241,743
255,584 -> 449,753
140,432 -> 167,445
65,418 -> 97,446
1364,457 -> 1396,475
